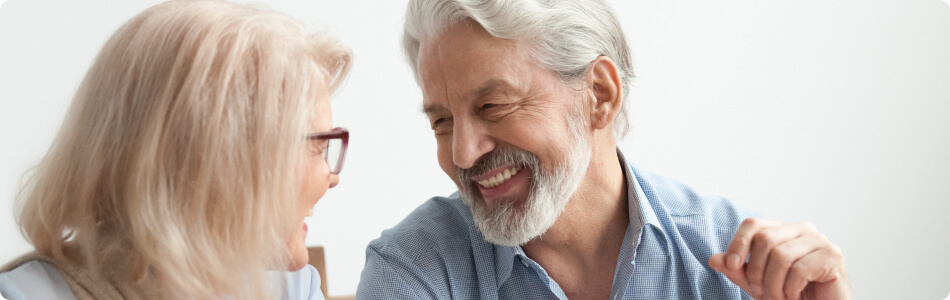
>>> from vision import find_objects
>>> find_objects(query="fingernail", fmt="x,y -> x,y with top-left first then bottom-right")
727,253 -> 741,269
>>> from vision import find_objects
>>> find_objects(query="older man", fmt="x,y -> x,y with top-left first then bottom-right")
357,0 -> 850,299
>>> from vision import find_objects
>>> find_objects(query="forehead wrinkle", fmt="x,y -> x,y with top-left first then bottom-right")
421,21 -> 529,116
436,36 -> 453,112
419,35 -> 456,117
469,79 -> 507,101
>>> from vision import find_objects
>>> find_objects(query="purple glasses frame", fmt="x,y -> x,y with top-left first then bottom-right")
307,127 -> 349,174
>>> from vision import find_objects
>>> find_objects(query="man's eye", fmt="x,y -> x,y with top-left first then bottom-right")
430,117 -> 453,135
431,117 -> 446,129
480,103 -> 513,115
479,103 -> 515,121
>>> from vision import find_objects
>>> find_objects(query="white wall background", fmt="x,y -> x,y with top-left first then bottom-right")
1,0 -> 948,298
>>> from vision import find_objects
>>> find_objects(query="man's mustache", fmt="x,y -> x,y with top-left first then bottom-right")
457,147 -> 537,182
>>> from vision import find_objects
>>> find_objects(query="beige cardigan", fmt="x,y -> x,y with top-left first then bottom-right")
1,250 -> 157,300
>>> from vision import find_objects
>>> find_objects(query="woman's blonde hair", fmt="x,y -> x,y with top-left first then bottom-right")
15,0 -> 350,298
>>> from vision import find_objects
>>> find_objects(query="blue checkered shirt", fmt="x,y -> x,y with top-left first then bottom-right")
357,151 -> 757,299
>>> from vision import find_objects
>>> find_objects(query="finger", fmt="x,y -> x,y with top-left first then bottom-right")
746,222 -> 813,290
709,253 -> 728,273
762,233 -> 823,300
710,253 -> 751,287
726,218 -> 783,270
710,253 -> 761,297
784,241 -> 846,300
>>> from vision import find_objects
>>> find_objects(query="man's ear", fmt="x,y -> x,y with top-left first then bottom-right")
587,56 -> 623,131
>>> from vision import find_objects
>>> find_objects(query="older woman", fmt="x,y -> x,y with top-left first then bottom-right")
0,0 -> 349,299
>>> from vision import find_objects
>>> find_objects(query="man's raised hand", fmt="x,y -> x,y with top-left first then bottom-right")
709,218 -> 851,300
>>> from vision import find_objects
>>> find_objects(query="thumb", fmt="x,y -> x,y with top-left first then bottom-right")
709,253 -> 729,272
709,252 -> 760,296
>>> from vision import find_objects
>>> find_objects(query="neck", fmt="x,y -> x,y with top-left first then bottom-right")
522,139 -> 628,264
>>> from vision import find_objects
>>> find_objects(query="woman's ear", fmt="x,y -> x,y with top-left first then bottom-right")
587,56 -> 623,130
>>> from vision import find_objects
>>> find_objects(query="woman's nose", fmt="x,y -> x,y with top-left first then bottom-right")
328,173 -> 340,188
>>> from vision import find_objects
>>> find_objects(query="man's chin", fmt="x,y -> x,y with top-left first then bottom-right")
461,187 -> 560,246
474,194 -> 526,211
479,224 -> 544,247
479,224 -> 537,246
472,204 -> 551,246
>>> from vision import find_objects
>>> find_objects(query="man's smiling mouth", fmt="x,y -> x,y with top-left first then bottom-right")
474,165 -> 523,189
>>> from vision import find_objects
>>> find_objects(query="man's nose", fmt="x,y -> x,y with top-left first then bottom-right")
452,120 -> 492,169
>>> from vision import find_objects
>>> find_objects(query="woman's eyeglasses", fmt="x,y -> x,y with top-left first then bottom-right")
307,127 -> 349,174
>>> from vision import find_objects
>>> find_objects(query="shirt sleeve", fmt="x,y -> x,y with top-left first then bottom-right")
0,261 -> 76,300
0,275 -> 25,300
355,246 -> 426,300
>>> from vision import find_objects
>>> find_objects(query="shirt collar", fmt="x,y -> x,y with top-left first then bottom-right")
618,150 -> 665,236
492,149 -> 666,286
493,241 -> 518,284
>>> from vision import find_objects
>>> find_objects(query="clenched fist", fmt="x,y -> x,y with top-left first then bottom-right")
709,218 -> 851,300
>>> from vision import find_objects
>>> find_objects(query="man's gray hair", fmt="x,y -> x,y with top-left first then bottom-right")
402,0 -> 634,137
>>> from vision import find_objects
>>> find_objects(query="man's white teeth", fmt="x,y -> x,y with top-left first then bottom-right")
307,208 -> 314,217
478,166 -> 521,188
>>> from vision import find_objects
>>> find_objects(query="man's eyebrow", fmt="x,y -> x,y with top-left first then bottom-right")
420,79 -> 512,115
421,103 -> 446,115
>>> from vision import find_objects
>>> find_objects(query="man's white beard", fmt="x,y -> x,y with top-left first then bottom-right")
458,113 -> 591,246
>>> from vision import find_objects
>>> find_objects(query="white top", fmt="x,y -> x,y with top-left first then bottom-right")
0,260 -> 325,300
